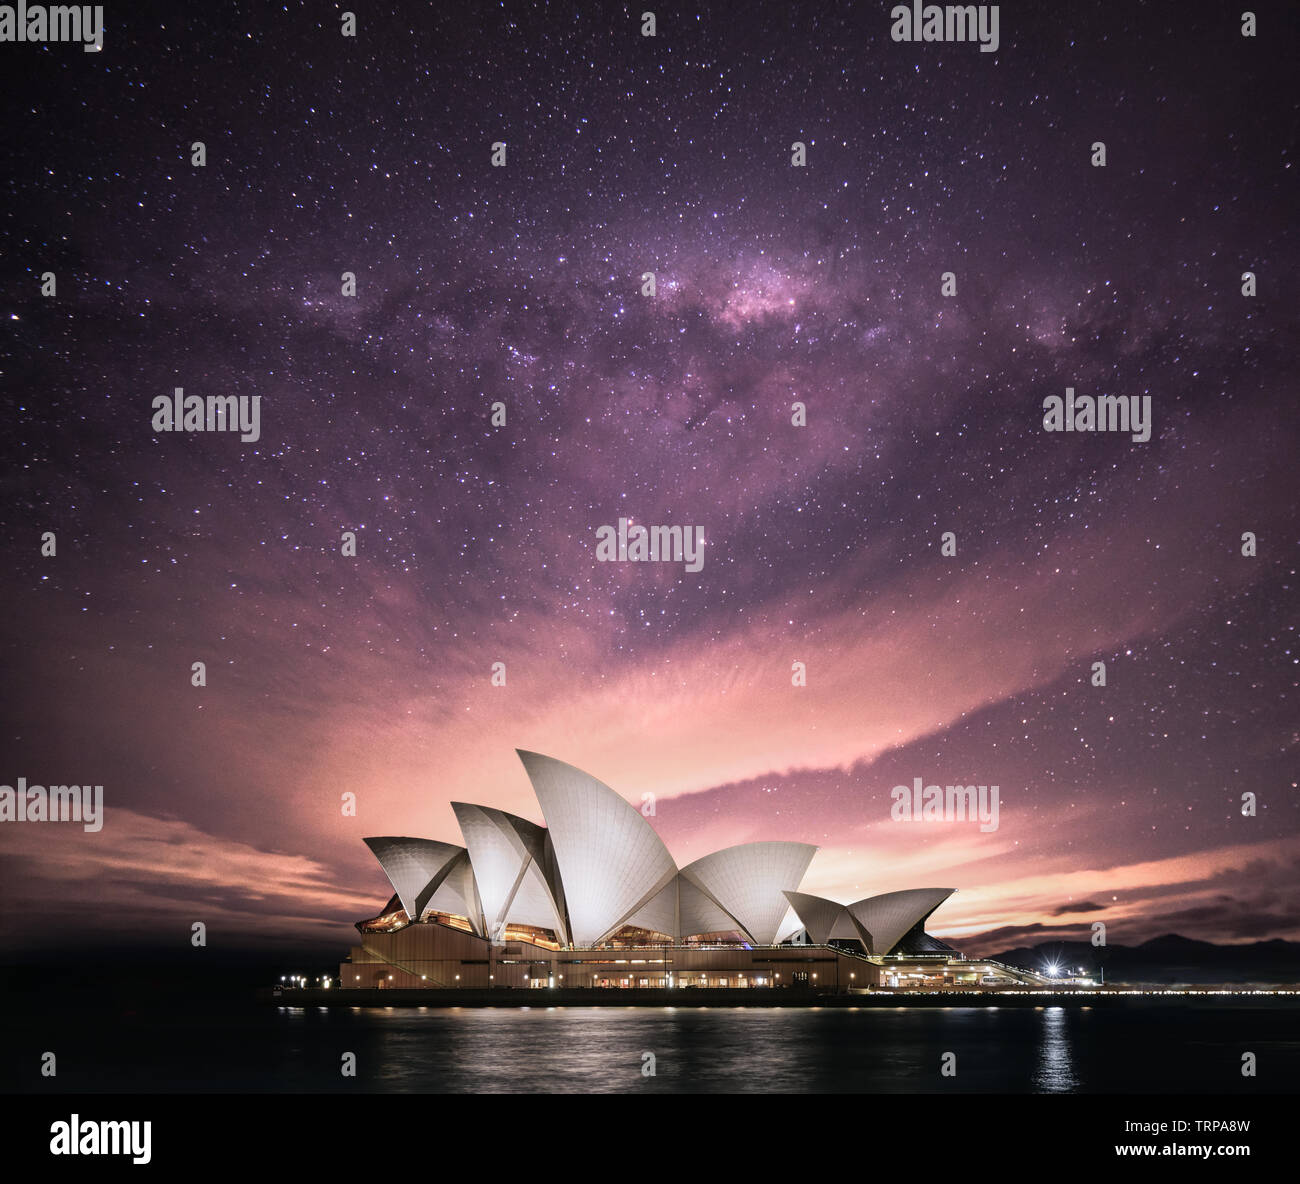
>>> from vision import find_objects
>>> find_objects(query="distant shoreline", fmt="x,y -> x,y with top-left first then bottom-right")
258,986 -> 1300,1009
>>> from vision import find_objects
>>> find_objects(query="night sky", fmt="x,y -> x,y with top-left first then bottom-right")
2,1 -> 1296,961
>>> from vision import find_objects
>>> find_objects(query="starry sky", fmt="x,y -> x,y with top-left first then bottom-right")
2,1 -> 1297,961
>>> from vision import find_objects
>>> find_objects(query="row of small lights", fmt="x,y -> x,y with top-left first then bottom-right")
875,988 -> 1300,996
340,955 -> 1080,989
345,948 -> 1072,989
348,970 -> 1295,996
346,969 -> 859,986
280,974 -> 331,988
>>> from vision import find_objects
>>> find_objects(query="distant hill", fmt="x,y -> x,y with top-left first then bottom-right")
985,934 -> 1300,985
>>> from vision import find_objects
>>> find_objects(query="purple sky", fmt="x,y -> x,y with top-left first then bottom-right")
2,2 -> 1296,959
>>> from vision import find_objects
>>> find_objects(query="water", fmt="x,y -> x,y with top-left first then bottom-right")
6,994 -> 1297,1092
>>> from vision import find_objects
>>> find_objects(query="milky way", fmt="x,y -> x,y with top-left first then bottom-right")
1,1 -> 1296,957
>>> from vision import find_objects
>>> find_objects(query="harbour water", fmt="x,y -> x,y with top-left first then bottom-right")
5,990 -> 1297,1093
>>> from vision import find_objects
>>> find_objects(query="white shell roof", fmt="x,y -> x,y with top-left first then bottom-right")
782,889 -> 850,946
621,873 -> 745,940
773,906 -> 805,945
424,848 -> 485,934
846,888 -> 955,954
682,841 -> 817,944
362,837 -> 465,923
451,801 -> 567,942
678,875 -> 746,938
784,888 -> 956,953
620,876 -> 680,938
517,750 -> 678,946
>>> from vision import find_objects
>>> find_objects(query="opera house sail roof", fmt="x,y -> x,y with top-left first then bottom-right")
357,749 -> 955,954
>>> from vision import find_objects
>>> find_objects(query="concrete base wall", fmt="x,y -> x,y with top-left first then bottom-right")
340,920 -> 880,992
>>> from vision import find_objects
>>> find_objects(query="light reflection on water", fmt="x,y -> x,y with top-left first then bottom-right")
9,999 -> 1296,1093
1031,1006 -> 1079,1093
287,1005 -> 1077,1093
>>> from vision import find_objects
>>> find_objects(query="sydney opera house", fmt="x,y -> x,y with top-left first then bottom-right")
339,751 -> 1044,992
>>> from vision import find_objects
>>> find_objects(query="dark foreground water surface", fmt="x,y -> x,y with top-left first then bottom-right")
5,993 -> 1298,1093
